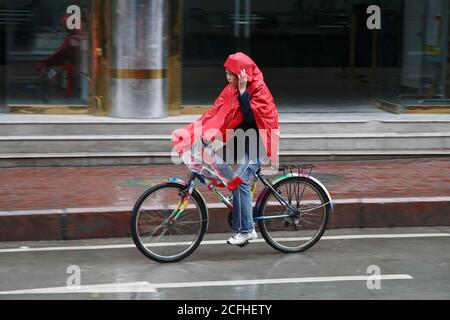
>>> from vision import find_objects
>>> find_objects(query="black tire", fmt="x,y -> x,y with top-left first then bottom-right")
130,182 -> 208,263
257,176 -> 331,253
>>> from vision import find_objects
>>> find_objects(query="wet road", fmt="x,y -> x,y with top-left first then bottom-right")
0,227 -> 449,300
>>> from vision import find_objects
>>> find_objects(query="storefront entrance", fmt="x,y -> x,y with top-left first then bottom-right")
181,0 -> 449,113
377,0 -> 449,113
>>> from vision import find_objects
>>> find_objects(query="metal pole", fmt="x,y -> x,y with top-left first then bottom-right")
0,21 -> 5,111
349,14 -> 356,76
234,0 -> 240,38
441,0 -> 449,98
244,0 -> 250,39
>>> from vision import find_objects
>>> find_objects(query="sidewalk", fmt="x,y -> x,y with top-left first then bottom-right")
0,157 -> 449,241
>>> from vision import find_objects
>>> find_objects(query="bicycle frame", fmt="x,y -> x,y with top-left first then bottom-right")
167,169 -> 300,223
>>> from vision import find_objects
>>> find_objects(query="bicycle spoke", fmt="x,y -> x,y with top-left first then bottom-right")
175,220 -> 204,224
286,182 -> 292,204
292,183 -> 299,205
298,181 -> 307,206
145,223 -> 164,242
153,227 -> 169,244
298,215 -> 319,227
170,221 -> 200,234
300,202 -> 330,213
140,209 -> 159,224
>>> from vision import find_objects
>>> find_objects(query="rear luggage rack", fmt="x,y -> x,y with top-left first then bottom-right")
278,164 -> 314,177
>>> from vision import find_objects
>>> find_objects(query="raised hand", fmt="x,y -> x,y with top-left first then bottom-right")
238,69 -> 248,96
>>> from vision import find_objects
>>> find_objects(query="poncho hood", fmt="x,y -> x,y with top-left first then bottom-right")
224,52 -> 264,85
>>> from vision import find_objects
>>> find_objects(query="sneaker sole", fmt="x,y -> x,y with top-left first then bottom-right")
226,233 -> 258,245
227,239 -> 249,245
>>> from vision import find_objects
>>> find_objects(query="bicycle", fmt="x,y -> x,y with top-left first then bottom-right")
130,146 -> 334,263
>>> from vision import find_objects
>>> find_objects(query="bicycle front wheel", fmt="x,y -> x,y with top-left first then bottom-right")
130,182 -> 208,263
258,176 -> 331,253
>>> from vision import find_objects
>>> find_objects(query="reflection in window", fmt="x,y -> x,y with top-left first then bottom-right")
4,0 -> 89,106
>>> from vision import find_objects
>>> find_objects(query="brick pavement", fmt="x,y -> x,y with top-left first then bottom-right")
0,157 -> 449,240
0,158 -> 449,211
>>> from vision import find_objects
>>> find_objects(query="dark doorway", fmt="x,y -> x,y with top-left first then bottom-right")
0,21 -> 5,110
181,0 -> 405,112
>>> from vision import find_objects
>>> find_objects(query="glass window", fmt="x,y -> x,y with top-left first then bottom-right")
385,0 -> 449,103
181,0 -> 449,111
3,0 -> 90,106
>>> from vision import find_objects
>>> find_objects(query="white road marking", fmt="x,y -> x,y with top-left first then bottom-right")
0,233 -> 448,253
300,233 -> 450,241
334,196 -> 450,204
0,274 -> 413,295
0,282 -> 157,294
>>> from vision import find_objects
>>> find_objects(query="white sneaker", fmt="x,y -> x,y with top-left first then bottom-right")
248,229 -> 258,240
227,230 -> 258,245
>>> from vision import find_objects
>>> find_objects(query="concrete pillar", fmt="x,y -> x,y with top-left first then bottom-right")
109,0 -> 168,118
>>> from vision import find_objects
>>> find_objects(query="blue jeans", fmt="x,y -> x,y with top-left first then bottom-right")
231,158 -> 261,233
216,154 -> 261,233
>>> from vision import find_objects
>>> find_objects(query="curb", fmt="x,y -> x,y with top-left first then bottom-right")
1,198 -> 449,241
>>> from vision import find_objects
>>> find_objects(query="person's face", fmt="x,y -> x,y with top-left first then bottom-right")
225,69 -> 237,87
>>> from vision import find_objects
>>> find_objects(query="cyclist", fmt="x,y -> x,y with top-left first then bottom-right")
172,52 -> 279,246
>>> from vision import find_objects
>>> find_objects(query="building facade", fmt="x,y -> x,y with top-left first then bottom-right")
0,0 -> 449,117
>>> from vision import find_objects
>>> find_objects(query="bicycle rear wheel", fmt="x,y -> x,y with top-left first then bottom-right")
257,176 -> 331,253
130,182 -> 208,263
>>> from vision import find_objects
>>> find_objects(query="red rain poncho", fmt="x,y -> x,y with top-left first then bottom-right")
172,52 -> 279,166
